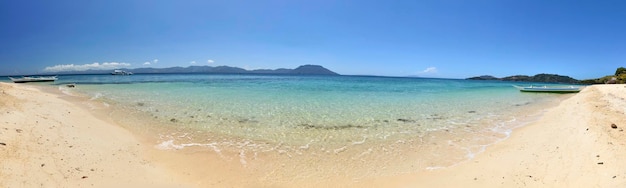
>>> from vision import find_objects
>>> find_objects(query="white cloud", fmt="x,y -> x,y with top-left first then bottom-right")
190,61 -> 197,65
143,59 -> 158,65
44,62 -> 131,72
420,67 -> 438,74
207,59 -> 214,64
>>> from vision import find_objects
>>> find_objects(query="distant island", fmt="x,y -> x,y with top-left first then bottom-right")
467,67 -> 626,84
49,65 -> 339,76
467,74 -> 580,84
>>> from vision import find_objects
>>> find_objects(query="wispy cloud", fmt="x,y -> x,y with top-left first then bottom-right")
416,66 -> 438,76
143,59 -> 158,66
190,61 -> 197,65
207,59 -> 214,64
421,67 -> 438,74
43,62 -> 131,72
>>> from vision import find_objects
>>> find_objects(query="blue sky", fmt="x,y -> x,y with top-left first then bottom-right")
1,0 -> 624,79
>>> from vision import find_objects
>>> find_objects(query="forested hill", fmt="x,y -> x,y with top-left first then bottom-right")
467,74 -> 579,84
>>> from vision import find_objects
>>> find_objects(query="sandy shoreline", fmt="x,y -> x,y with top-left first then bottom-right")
360,84 -> 626,187
1,82 -> 625,187
0,83 -> 191,188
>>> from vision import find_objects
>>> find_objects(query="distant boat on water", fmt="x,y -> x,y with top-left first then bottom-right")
9,76 -> 58,83
513,85 -> 582,93
111,70 -> 133,75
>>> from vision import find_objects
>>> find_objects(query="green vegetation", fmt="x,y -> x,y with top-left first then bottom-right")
580,67 -> 626,84
467,74 -> 579,84
466,75 -> 499,80
616,67 -> 626,76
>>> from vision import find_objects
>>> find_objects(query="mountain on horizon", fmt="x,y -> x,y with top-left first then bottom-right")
466,74 -> 580,84
44,65 -> 339,76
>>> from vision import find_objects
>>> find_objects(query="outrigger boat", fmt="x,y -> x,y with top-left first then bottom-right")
9,76 -> 58,83
513,85 -> 582,93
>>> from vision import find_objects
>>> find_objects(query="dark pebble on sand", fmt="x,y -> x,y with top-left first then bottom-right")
468,111 -> 476,113
397,118 -> 416,123
598,162 -> 604,165
81,176 -> 88,179
15,129 -> 22,133
41,164 -> 45,167
170,118 -> 178,122
0,143 -> 5,146
611,123 -> 618,129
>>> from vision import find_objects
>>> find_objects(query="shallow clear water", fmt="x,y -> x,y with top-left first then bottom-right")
54,74 -> 570,178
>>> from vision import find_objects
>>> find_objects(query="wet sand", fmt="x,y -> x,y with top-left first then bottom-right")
1,82 -> 625,187
358,84 -> 626,187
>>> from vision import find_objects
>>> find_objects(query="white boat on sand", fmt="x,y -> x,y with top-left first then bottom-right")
9,76 -> 58,83
513,85 -> 582,93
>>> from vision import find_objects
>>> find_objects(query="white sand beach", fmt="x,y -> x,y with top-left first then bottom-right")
0,83 -> 191,188
1,82 -> 625,187
359,84 -> 626,187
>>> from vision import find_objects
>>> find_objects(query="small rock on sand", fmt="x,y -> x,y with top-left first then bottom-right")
397,118 -> 416,123
611,123 -> 618,129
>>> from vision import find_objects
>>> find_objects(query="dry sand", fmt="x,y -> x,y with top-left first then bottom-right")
0,83 -> 191,188
359,84 -> 626,187
1,82 -> 625,188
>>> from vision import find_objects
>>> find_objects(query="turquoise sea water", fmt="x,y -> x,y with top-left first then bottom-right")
50,74 -> 569,178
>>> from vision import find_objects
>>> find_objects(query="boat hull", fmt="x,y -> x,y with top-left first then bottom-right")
9,76 -> 58,83
513,85 -> 582,93
518,89 -> 581,93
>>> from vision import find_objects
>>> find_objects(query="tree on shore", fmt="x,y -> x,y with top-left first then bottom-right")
580,67 -> 626,84
616,67 -> 626,76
